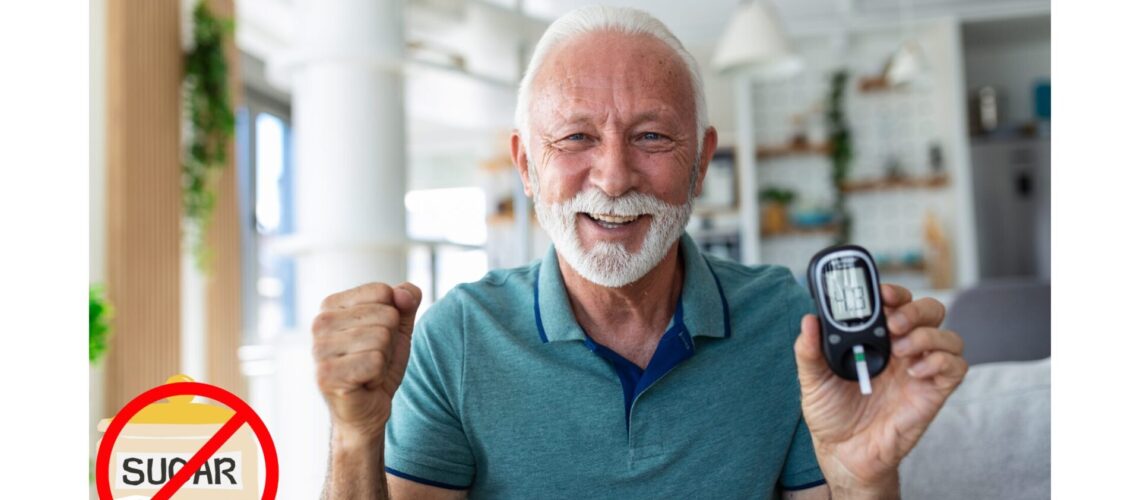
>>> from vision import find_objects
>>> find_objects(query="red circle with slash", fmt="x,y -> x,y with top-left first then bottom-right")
96,381 -> 279,499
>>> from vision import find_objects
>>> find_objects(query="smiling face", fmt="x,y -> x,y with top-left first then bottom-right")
514,30 -> 715,288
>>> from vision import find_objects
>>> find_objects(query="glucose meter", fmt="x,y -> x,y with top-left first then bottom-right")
807,244 -> 890,395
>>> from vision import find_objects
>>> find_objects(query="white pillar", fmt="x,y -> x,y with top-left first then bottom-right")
265,1 -> 407,497
734,76 -> 761,265
289,0 -> 408,323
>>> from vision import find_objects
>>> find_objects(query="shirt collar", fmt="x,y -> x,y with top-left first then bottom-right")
534,232 -> 731,344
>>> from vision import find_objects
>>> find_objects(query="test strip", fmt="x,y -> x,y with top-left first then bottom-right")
852,344 -> 872,395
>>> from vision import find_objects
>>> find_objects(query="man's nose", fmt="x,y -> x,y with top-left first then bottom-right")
588,140 -> 638,198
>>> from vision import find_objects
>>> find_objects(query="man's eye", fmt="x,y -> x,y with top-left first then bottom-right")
565,133 -> 587,141
642,132 -> 664,141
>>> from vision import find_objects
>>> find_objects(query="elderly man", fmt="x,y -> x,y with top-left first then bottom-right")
312,6 -> 966,499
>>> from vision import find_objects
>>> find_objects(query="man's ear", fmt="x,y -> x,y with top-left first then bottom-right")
510,131 -> 534,198
693,126 -> 719,198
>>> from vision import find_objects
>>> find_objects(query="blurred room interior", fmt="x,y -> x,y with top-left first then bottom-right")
89,0 -> 1051,497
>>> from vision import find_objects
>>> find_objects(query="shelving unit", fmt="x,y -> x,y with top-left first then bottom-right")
841,174 -> 950,193
755,142 -> 831,159
717,18 -> 974,291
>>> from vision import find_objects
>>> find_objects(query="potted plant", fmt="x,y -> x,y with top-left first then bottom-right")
760,187 -> 797,235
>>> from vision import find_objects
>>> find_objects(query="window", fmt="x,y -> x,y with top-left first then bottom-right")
237,89 -> 296,343
404,187 -> 489,310
237,88 -> 494,336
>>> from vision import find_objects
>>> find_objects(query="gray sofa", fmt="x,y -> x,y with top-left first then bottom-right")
900,357 -> 1050,499
899,280 -> 1051,498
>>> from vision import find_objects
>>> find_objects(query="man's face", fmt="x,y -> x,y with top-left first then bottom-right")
518,31 -> 709,287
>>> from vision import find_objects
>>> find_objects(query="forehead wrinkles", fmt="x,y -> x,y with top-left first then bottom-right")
529,32 -> 695,133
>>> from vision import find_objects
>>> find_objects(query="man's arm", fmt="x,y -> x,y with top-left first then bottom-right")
313,282 -> 471,500
322,431 -> 386,499
780,477 -> 902,500
387,474 -> 467,499
320,430 -> 467,499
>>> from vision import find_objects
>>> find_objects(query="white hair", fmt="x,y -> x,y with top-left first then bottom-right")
514,5 -> 709,153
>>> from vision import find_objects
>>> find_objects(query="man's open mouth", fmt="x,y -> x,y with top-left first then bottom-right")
584,212 -> 643,229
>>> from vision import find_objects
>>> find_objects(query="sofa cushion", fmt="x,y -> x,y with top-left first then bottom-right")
899,358 -> 1050,499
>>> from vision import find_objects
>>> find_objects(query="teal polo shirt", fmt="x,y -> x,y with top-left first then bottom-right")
385,233 -> 825,497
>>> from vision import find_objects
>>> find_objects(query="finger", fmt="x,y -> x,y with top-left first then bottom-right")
794,314 -> 832,388
316,349 -> 386,395
796,314 -> 824,361
311,303 -> 401,334
881,283 -> 913,308
892,327 -> 964,358
392,282 -> 424,336
906,351 -> 968,382
321,282 -> 395,311
887,297 -> 947,335
312,325 -> 394,360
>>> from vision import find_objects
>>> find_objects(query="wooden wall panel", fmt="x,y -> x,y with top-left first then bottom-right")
205,0 -> 248,399
104,0 -> 183,412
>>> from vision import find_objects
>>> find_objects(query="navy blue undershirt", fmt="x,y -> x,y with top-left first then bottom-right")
580,297 -> 695,426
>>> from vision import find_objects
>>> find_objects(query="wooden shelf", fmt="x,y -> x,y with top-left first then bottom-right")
857,75 -> 891,93
716,142 -> 831,161
841,174 -> 949,193
762,224 -> 838,238
486,212 -> 537,226
693,205 -> 739,217
756,142 -> 831,159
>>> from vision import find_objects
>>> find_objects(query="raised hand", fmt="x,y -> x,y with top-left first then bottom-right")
312,282 -> 423,446
793,284 -> 967,498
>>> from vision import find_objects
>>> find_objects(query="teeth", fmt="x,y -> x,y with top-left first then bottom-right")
590,213 -> 638,224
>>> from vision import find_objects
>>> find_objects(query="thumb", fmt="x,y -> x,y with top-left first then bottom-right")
392,282 -> 423,336
794,314 -> 833,391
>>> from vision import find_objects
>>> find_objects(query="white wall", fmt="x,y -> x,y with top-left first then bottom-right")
90,0 -> 106,285
688,43 -> 739,147
963,15 -> 1050,127
89,0 -> 107,497
691,18 -> 978,290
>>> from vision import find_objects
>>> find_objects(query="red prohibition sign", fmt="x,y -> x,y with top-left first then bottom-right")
96,381 -> 279,499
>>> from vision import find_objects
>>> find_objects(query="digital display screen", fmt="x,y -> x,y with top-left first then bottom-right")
825,267 -> 872,321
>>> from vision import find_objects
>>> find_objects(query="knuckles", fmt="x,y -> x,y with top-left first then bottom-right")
312,282 -> 402,399
367,350 -> 384,371
311,311 -> 336,334
319,294 -> 337,312
923,297 -> 948,325
310,304 -> 402,338
315,359 -> 336,390
319,282 -> 396,312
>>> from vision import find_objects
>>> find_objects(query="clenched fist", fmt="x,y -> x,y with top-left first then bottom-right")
312,282 -> 422,446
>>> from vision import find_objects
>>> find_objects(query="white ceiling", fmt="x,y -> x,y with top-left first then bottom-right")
235,0 -> 1050,166
511,0 -> 1050,45
237,0 -> 1052,64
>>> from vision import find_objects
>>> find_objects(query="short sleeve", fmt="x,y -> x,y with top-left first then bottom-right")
384,294 -> 474,489
779,416 -> 825,490
785,278 -> 816,323
781,279 -> 826,490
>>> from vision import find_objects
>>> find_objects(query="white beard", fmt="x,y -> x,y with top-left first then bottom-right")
532,179 -> 693,288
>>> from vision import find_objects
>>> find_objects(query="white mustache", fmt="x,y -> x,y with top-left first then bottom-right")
555,188 -> 680,217
532,180 -> 694,288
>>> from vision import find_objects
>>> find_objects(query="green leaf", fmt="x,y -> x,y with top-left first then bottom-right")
183,0 -> 235,273
90,285 -> 113,363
